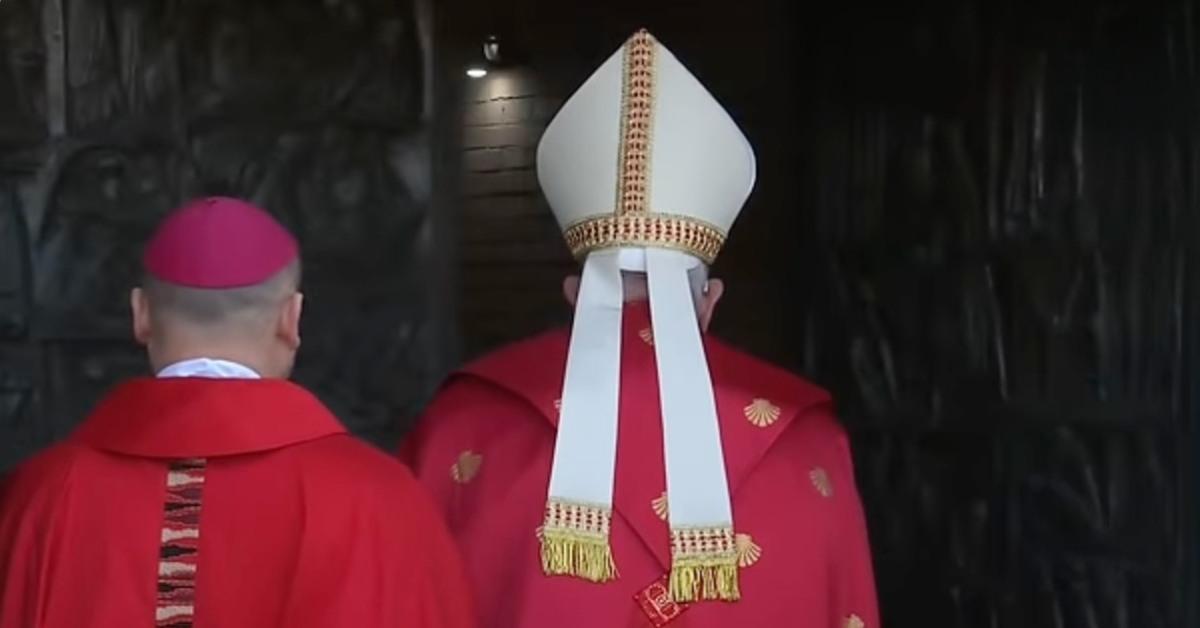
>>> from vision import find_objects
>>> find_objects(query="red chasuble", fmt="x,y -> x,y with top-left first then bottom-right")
401,303 -> 880,628
0,378 -> 474,628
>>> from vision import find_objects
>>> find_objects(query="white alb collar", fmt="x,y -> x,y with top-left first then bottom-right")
156,358 -> 261,380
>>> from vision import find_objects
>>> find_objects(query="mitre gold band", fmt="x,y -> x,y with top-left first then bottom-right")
562,213 -> 726,264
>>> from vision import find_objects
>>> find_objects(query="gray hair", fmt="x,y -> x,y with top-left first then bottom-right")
687,264 -> 711,305
143,261 -> 301,328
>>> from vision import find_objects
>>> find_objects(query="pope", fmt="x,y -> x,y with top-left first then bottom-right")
401,30 -> 880,628
0,197 -> 474,628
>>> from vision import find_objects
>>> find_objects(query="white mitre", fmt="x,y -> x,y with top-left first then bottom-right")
535,29 -> 756,603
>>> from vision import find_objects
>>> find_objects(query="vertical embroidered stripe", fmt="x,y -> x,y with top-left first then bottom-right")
156,458 -> 206,628
615,30 -> 657,216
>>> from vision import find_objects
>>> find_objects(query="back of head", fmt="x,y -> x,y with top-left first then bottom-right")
143,263 -> 300,331
134,197 -> 303,378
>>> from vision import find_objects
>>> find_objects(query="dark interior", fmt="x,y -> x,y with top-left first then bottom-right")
0,0 -> 1196,625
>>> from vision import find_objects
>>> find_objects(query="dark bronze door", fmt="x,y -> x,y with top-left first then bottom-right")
0,0 -> 444,470
797,3 -> 1198,627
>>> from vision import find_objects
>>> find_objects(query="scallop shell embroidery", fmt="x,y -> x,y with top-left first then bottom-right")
450,450 -> 483,484
735,533 -> 762,568
743,398 -> 781,428
810,467 -> 834,498
652,493 -> 669,520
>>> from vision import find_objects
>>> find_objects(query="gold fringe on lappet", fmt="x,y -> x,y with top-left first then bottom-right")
539,499 -> 618,582
668,526 -> 740,602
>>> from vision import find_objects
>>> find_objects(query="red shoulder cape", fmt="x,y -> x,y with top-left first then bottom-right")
458,305 -> 832,485
71,377 -> 345,457
1,378 -> 474,628
451,302 -> 832,569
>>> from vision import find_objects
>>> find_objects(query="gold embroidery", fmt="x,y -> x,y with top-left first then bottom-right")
652,492 -> 668,520
450,450 -> 483,484
810,467 -> 834,498
639,327 -> 655,346
562,213 -> 726,264
743,398 -> 781,428
735,533 -> 762,568
669,526 -> 739,601
845,615 -> 866,628
540,499 -> 617,582
616,30 -> 656,216
558,30 -> 732,265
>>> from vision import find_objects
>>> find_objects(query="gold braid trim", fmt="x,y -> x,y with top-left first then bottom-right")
668,526 -> 740,602
562,213 -> 727,264
539,499 -> 618,582
567,31 -> 730,263
616,29 -> 656,216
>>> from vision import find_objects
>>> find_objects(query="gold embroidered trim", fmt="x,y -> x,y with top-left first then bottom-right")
810,467 -> 834,498
540,499 -> 617,582
743,398 -> 781,428
562,213 -> 726,264
735,533 -> 762,568
845,614 -> 866,628
616,30 -> 656,216
668,526 -> 740,602
565,31 -> 731,263
450,450 -> 483,484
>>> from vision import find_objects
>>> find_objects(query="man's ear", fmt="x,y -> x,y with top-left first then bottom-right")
130,287 -> 152,345
698,278 -> 725,331
562,275 -> 582,307
277,292 -> 304,350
